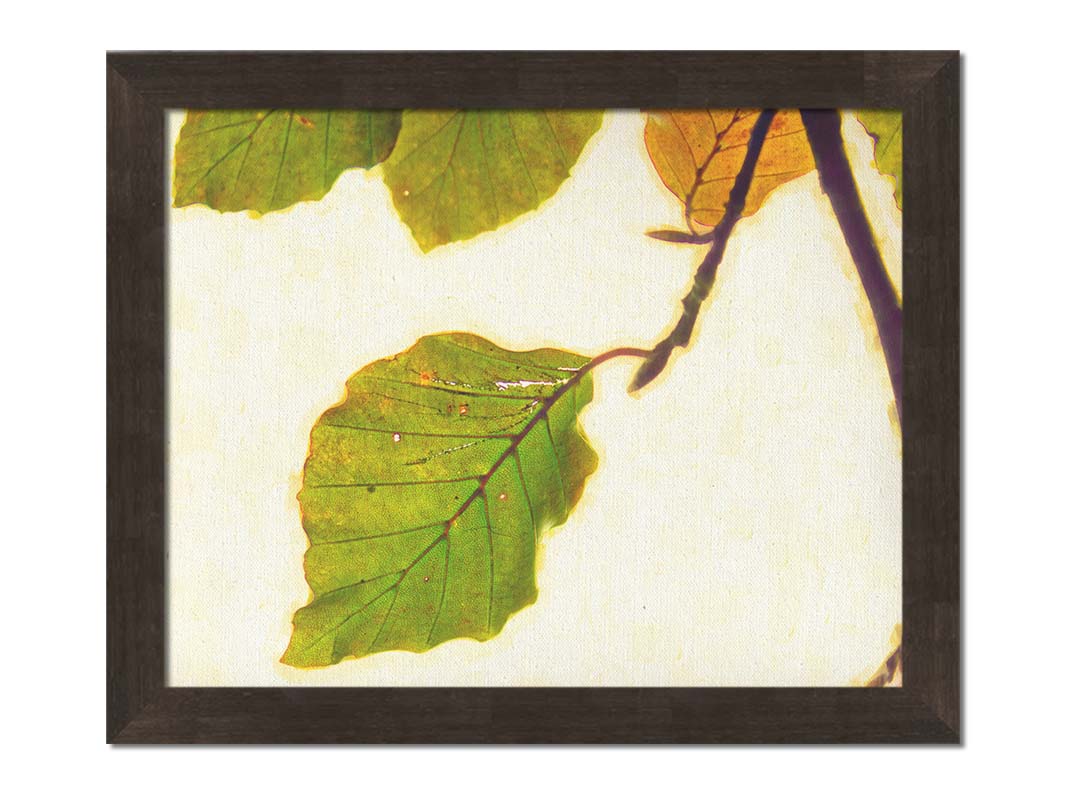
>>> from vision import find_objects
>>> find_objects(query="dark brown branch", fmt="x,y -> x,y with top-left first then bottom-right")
801,110 -> 903,427
630,109 -> 777,392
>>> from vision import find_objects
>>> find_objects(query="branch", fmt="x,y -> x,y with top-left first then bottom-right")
801,110 -> 903,427
630,109 -> 777,392
865,643 -> 902,687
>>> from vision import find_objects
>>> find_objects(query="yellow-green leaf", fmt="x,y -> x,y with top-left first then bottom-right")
283,333 -> 600,667
173,110 -> 402,214
644,109 -> 815,232
381,110 -> 603,251
856,110 -> 903,209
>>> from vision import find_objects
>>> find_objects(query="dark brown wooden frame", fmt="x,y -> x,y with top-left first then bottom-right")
107,51 -> 960,744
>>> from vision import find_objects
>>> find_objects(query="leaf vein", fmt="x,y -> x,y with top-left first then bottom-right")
476,114 -> 501,226
427,535 -> 451,644
183,116 -> 262,138
184,112 -> 274,197
359,374 -> 545,400
322,109 -> 332,191
312,524 -> 445,547
541,110 -> 569,168
305,476 -> 482,489
391,111 -> 462,168
312,570 -> 406,600
320,422 -> 512,440
541,416 -> 568,511
481,492 -> 495,633
504,112 -> 540,199
269,112 -> 294,207
513,451 -> 537,543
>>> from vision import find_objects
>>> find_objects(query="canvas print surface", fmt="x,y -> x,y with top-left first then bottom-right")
166,108 -> 902,687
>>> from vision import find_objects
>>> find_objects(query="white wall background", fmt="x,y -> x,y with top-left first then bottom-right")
3,2 -> 1064,797
165,109 -> 901,687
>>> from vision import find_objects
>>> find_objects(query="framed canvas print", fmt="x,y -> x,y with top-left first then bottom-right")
107,51 -> 959,743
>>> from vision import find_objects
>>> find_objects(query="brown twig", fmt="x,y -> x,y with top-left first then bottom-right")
630,109 -> 777,392
801,110 -> 903,428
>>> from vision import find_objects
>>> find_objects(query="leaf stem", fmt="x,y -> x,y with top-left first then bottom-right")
629,109 -> 778,392
800,110 -> 903,427
585,346 -> 656,372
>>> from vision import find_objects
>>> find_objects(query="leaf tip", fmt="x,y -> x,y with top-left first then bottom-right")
645,228 -> 716,245
279,643 -> 309,669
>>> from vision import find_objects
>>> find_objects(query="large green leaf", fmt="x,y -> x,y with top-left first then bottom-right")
855,110 -> 902,209
283,333 -> 599,667
173,110 -> 402,214
381,110 -> 603,251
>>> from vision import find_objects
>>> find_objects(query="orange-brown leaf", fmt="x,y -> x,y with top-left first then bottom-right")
644,109 -> 815,231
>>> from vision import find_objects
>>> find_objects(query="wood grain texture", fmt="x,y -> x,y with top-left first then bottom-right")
105,51 -> 953,108
106,50 -> 960,744
901,55 -> 961,735
107,62 -> 166,742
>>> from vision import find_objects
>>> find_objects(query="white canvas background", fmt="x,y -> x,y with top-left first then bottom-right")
165,109 -> 902,686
